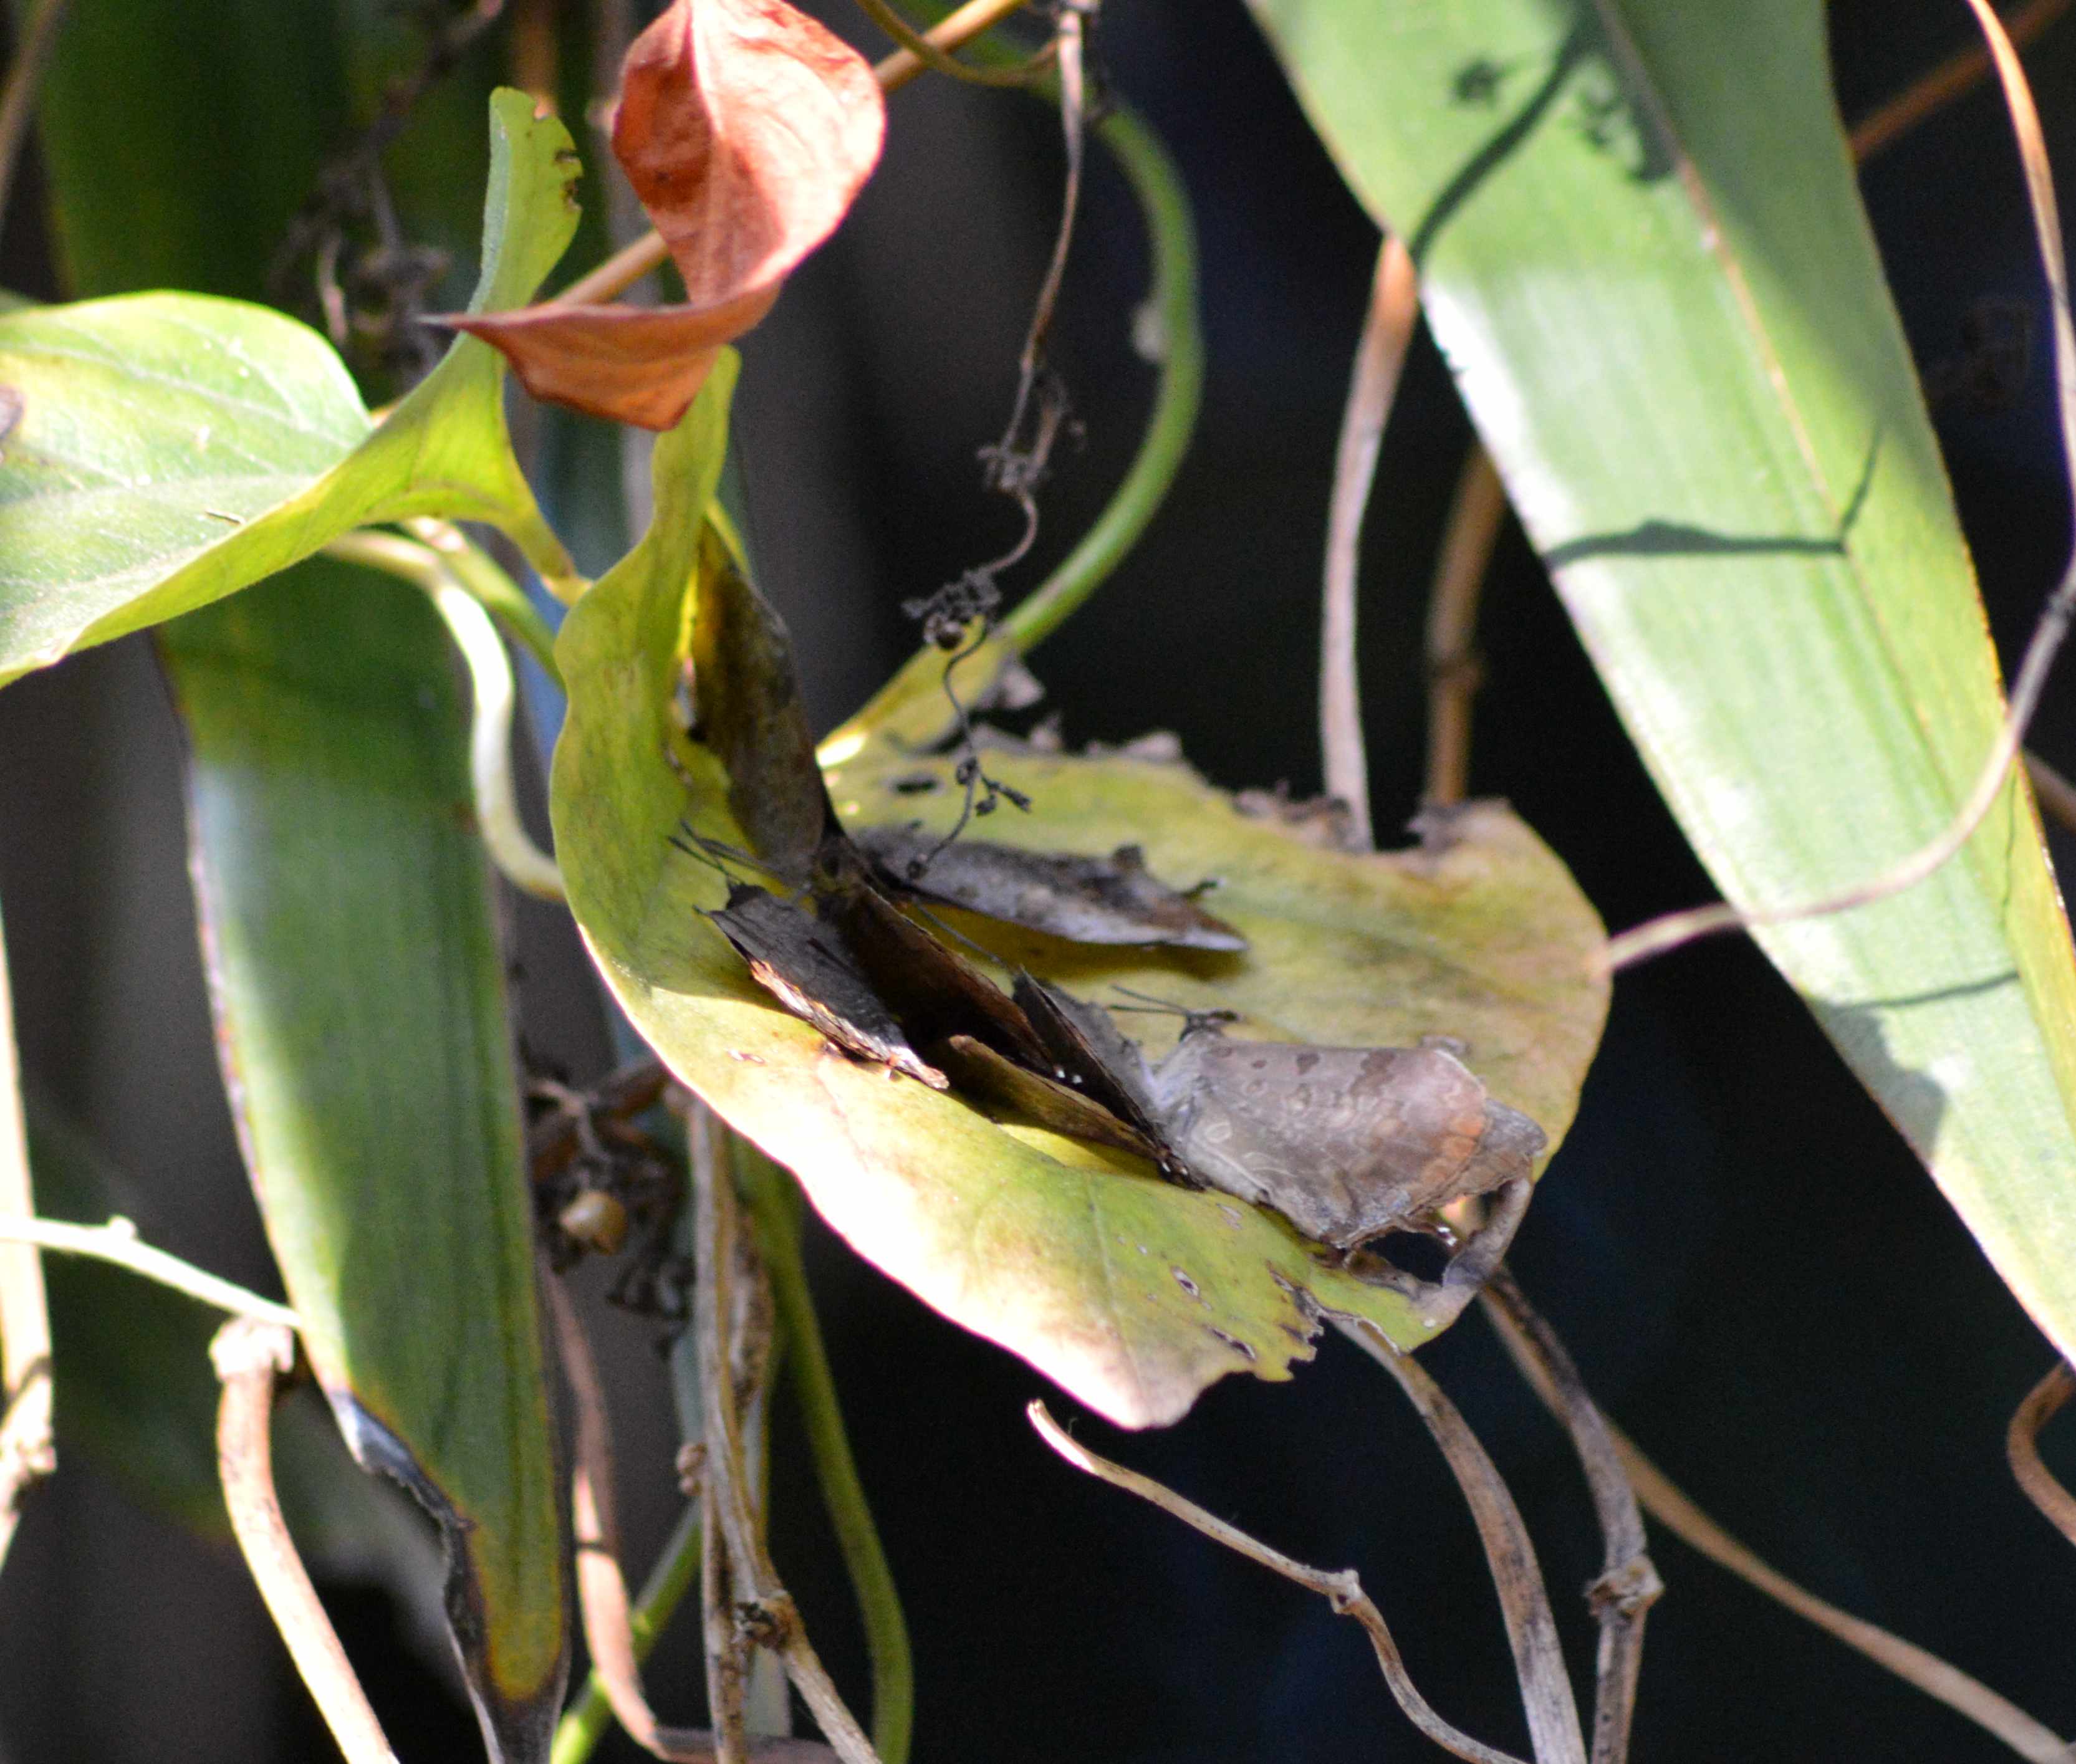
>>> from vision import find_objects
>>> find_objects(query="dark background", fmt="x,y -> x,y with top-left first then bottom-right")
2,1 -> 2075,1760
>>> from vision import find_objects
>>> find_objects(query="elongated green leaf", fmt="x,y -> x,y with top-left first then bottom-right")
161,558 -> 566,1762
552,365 -> 1607,1429
1247,0 -> 2076,1355
27,0 -> 352,303
0,89 -> 579,688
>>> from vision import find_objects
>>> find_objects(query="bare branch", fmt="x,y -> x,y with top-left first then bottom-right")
1487,1311 -> 2071,1763
0,904 -> 52,1571
0,0 -> 72,225
2008,1361 -> 2076,1550
1320,234 -> 1420,848
1026,1401 -> 1530,1764
1424,446 -> 1507,808
551,1265 -> 693,1758
1478,1274 -> 1660,1764
2025,749 -> 2076,836
1336,1318 -> 1588,1764
212,1318 -> 398,1764
687,1105 -> 881,1764
546,1244 -> 829,1764
848,0 -> 1054,87
1849,0 -> 2070,163
0,1214 -> 300,1330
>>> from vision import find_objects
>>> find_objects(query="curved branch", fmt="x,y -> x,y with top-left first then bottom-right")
848,0 -> 1052,87
213,1318 -> 397,1764
1027,1401 -> 1529,1764
2008,1361 -> 2076,1549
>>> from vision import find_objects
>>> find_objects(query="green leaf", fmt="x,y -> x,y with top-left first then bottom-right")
1246,0 -> 2076,1356
0,89 -> 580,689
160,557 -> 567,1762
551,363 -> 1607,1429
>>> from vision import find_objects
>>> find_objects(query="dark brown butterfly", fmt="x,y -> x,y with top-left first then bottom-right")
855,825 -> 1247,952
991,983 -> 1544,1308
1141,1028 -> 1544,1257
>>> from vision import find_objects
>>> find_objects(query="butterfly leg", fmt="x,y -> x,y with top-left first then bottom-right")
1362,1176 -> 1533,1328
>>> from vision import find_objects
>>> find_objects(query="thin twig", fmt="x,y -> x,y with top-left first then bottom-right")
2024,749 -> 2076,834
2008,1361 -> 2076,1549
549,1501 -> 705,1763
909,0 -> 1092,665
688,1106 -> 881,1764
551,0 -> 1034,309
0,903 -> 53,1572
1001,100 -> 1201,650
1336,1318 -> 1589,1764
545,1125 -> 827,1764
511,0 -> 559,103
1486,1311 -> 2071,1763
530,1058 -> 670,1181
1601,0 -> 2076,975
1320,235 -> 1419,849
1479,1273 -> 1660,1764
702,1471 -> 752,1764
738,1144 -> 913,1764
848,0 -> 1052,86
0,1215 -> 300,1330
272,1 -> 506,278
547,1264 -> 706,1759
0,0 -> 70,225
723,1159 -> 790,1741
1026,1401 -> 1530,1764
1425,446 -> 1507,807
979,0 -> 1088,528
212,1318 -> 399,1764
1850,0 -> 2071,162
549,1267 -> 831,1764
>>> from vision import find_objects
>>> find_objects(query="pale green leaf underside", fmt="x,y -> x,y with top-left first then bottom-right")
1247,0 -> 2076,1356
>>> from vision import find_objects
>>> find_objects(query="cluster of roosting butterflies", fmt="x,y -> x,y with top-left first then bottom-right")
673,544 -> 1548,1316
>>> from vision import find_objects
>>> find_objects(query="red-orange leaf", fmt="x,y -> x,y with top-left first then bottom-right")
448,289 -> 775,429
441,2 -> 882,428
615,0 -> 885,305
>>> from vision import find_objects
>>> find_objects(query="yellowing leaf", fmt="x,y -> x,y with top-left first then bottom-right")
551,363 -> 1609,1428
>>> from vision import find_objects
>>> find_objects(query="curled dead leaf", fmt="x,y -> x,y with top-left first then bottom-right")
442,0 -> 882,428
615,0 -> 885,304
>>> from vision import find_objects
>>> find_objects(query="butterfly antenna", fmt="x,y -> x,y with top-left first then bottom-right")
906,899 -> 1014,969
1108,985 -> 1238,1033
